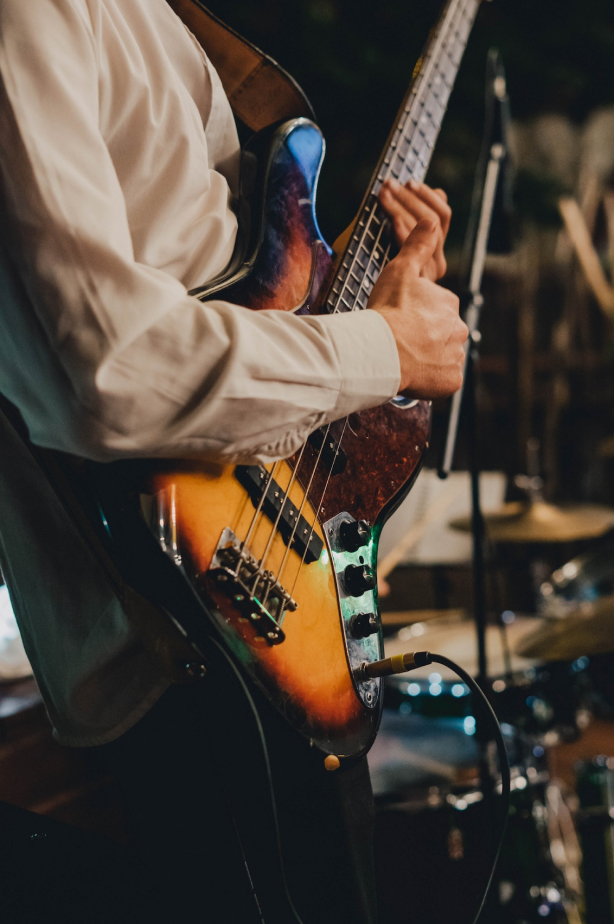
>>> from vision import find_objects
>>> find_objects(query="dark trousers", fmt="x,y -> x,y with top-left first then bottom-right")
99,681 -> 378,924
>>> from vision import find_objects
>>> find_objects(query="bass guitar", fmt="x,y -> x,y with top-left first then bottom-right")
86,0 -> 483,763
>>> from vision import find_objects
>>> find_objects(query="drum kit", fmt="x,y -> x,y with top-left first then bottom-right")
373,493 -> 614,924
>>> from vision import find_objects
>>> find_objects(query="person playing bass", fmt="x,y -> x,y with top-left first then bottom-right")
0,0 -> 468,920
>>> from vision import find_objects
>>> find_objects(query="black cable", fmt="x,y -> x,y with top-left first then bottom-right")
363,649 -> 511,924
428,653 -> 511,924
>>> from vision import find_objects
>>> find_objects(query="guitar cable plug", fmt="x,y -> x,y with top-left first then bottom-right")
355,649 -> 433,681
357,649 -> 511,924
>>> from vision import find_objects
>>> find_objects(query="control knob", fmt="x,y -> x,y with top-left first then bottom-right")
344,563 -> 376,597
349,612 -> 380,639
339,519 -> 371,553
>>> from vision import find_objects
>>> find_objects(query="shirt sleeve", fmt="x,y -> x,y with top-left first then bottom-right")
0,0 -> 400,464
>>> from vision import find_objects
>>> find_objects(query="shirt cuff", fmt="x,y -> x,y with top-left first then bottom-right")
308,309 -> 401,420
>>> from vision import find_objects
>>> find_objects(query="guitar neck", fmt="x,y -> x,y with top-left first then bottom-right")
325,0 -> 481,315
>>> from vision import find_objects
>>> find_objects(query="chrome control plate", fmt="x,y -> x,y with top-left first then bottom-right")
324,512 -> 383,709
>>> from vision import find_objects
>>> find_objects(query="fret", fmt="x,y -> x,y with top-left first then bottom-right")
345,275 -> 358,297
327,0 -> 480,316
356,289 -> 369,311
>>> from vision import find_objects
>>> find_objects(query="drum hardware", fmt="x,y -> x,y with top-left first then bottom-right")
575,756 -> 614,924
432,73 -> 516,924
544,783 -> 584,924
385,624 -> 583,743
538,533 -> 614,620
374,747 -> 573,924
362,645 -> 511,924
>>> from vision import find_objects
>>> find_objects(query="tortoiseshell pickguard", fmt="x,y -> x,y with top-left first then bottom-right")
212,119 -> 432,527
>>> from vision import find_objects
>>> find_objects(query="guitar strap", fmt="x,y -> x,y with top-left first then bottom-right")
165,0 -> 315,131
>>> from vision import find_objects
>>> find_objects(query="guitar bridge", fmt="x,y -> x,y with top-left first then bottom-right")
208,528 -> 297,645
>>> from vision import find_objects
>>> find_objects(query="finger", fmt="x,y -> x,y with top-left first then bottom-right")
382,180 -> 440,228
398,218 -> 439,275
416,229 -> 447,280
380,180 -> 449,273
420,253 -> 446,281
431,237 -> 447,279
385,184 -> 450,256
404,180 -> 452,235
391,213 -> 415,249
378,185 -> 418,243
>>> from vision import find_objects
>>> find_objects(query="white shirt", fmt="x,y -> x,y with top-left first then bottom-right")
0,0 -> 400,745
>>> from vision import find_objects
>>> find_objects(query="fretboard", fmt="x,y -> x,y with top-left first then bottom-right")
325,0 -> 481,315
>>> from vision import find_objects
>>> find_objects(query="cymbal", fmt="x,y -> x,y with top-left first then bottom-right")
516,594 -> 614,661
385,612 -> 541,679
380,608 -> 466,628
449,500 -> 614,543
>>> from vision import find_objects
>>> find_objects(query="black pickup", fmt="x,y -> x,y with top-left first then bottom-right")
234,466 -> 324,564
307,428 -> 347,475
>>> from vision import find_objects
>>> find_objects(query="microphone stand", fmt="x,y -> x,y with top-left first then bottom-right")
438,46 -> 511,696
437,50 -> 511,914
438,140 -> 506,691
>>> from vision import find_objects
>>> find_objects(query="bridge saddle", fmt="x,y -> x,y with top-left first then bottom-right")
208,527 -> 298,645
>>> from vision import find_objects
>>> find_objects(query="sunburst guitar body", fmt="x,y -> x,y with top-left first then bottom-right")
94,0 -> 481,761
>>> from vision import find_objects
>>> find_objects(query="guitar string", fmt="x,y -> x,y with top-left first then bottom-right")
279,0 -> 474,599
287,418 -> 352,603
280,219 -> 394,595
262,214 -> 392,590
253,117 -> 401,583
240,462 -> 279,552
256,435 -> 327,602
329,0 -> 473,315
269,418 -> 336,601
239,0 -> 473,601
269,0 -> 468,592
270,212 -> 394,593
